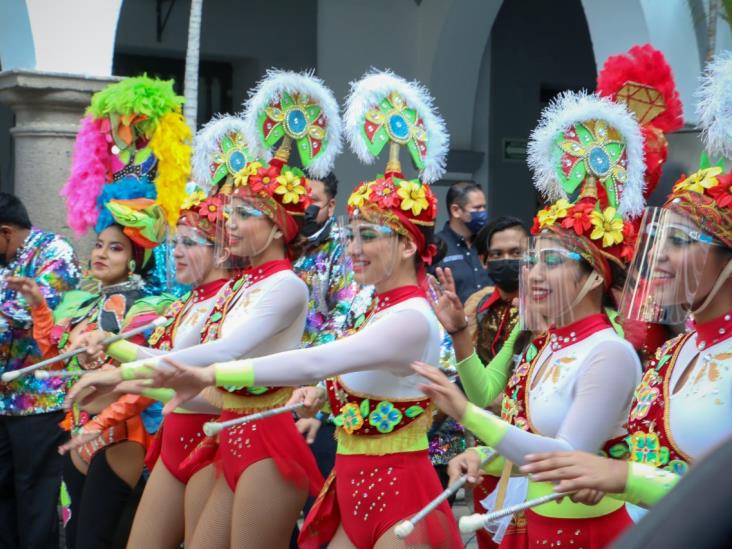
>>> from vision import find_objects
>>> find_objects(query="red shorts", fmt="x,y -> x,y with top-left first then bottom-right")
500,506 -> 633,549
145,412 -> 217,484
216,409 -> 323,495
299,451 -> 462,549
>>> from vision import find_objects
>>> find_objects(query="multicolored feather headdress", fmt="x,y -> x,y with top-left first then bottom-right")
343,70 -> 448,265
528,91 -> 646,283
61,75 -> 191,241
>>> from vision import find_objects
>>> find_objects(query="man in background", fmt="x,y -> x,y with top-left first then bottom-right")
0,192 -> 81,548
433,181 -> 491,303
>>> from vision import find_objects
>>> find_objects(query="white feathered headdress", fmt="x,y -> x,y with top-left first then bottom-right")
696,51 -> 732,159
344,69 -> 449,184
242,69 -> 342,179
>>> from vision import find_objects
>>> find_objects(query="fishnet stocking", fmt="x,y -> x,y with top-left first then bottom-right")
126,459 -> 184,549
187,473 -> 233,549
230,458 -> 308,549
184,464 -> 216,543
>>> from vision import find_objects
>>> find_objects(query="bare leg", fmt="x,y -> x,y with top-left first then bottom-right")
126,459 -> 185,549
328,524 -> 357,549
230,458 -> 308,549
184,464 -> 216,544
187,473 -> 233,549
374,527 -> 431,549
104,440 -> 145,488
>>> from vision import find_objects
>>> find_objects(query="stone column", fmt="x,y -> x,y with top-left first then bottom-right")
0,69 -> 117,249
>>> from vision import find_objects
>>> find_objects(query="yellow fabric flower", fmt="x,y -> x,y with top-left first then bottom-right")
537,199 -> 571,228
181,189 -> 207,210
674,167 -> 722,194
590,206 -> 624,247
396,180 -> 429,216
348,183 -> 372,209
274,170 -> 307,204
233,161 -> 263,187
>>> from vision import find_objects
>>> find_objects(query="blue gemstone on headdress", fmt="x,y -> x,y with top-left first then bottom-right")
388,114 -> 409,141
229,150 -> 246,172
588,147 -> 610,176
287,109 -> 307,135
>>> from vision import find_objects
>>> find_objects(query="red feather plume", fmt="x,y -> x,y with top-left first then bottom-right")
597,44 -> 683,133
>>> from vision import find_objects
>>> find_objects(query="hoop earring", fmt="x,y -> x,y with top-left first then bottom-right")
128,259 -> 137,276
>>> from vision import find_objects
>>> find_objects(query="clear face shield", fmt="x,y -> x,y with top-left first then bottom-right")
619,207 -> 721,324
519,234 -> 605,332
168,224 -> 218,287
338,212 -> 401,290
216,193 -> 282,270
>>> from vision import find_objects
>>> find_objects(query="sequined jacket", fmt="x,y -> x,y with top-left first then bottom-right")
0,227 -> 81,415
293,220 -> 371,348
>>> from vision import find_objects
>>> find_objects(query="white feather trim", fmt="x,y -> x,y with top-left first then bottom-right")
696,51 -> 732,159
192,114 -> 252,195
242,69 -> 342,179
344,69 -> 449,184
527,91 -> 646,218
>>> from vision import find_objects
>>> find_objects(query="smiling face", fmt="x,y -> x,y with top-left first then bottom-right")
345,219 -> 400,287
91,225 -> 134,286
172,225 -> 215,285
225,198 -> 277,259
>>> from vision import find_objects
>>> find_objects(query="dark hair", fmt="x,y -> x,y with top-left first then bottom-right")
445,181 -> 482,214
319,173 -> 339,200
475,216 -> 528,257
0,193 -> 32,229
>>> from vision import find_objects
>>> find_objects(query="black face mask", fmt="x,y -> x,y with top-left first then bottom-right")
486,259 -> 520,293
300,204 -> 330,241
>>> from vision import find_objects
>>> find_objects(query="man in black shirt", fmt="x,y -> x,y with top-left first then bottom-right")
432,181 -> 492,303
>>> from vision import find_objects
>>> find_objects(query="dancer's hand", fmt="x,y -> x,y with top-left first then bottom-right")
413,361 -> 468,420
58,426 -> 102,455
520,451 -> 629,495
5,276 -> 45,308
296,417 -> 322,444
65,368 -> 124,408
149,358 -> 214,414
69,330 -> 109,366
429,268 -> 467,335
287,386 -> 326,417
447,450 -> 484,486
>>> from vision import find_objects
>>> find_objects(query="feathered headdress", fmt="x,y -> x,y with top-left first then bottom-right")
233,69 -> 342,242
62,76 -> 191,237
344,70 -> 449,265
597,44 -> 683,199
528,91 -> 646,281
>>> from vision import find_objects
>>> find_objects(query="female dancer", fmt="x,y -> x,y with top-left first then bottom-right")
105,71 -> 465,549
10,76 -> 191,549
509,52 -> 732,511
66,70 -> 342,548
419,91 -> 648,548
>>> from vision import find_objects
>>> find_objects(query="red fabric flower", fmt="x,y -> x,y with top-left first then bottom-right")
249,165 -> 280,194
369,178 -> 401,209
530,215 -> 541,235
560,203 -> 594,236
708,173 -> 732,209
199,195 -> 224,223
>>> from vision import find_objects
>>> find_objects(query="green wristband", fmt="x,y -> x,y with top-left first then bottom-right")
107,340 -> 138,363
214,360 -> 255,389
120,360 -> 155,380
141,387 -> 175,403
461,402 -> 509,447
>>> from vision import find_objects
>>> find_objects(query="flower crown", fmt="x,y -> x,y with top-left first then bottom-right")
178,189 -> 226,240
231,159 -> 312,216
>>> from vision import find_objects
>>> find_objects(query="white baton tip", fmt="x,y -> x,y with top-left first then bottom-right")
459,513 -> 486,533
203,422 -> 222,437
151,317 -> 167,328
1,371 -> 19,383
34,370 -> 51,380
393,520 -> 414,539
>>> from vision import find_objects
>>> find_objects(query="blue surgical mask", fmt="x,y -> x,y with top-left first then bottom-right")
466,210 -> 488,235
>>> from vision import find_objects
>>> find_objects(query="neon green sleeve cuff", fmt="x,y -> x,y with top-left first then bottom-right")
120,360 -> 155,380
623,462 -> 680,508
107,340 -> 139,363
141,387 -> 175,403
461,402 -> 509,448
214,360 -> 254,388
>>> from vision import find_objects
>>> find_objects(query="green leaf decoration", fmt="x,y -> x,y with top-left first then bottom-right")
405,405 -> 425,418
526,343 -> 538,361
59,332 -> 69,349
699,150 -> 711,170
280,92 -> 295,110
608,443 -> 629,459
333,414 -> 344,426
305,104 -> 321,121
360,399 -> 370,417
247,386 -> 268,395
298,138 -> 313,167
134,146 -> 152,165
233,278 -> 245,290
362,125 -> 389,157
379,96 -> 393,111
656,354 -> 671,371
402,107 -> 417,125
209,312 -> 222,323
406,140 -> 425,170
576,123 -> 593,145
213,163 -> 229,185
